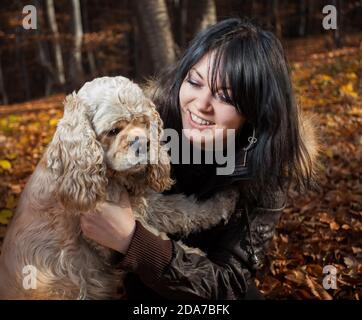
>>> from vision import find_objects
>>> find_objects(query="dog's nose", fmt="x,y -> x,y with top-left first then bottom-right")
129,135 -> 140,148
129,135 -> 148,157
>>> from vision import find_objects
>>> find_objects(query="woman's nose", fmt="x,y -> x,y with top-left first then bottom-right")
196,89 -> 213,113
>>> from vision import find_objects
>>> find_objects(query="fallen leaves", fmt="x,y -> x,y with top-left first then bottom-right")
0,104 -> 63,231
305,274 -> 333,300
257,47 -> 362,300
339,82 -> 358,99
319,212 -> 335,224
329,221 -> 340,231
0,159 -> 11,170
0,209 -> 12,225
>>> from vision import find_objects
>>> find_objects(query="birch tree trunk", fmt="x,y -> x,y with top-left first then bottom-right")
34,0 -> 55,95
46,0 -> 65,86
70,0 -> 84,87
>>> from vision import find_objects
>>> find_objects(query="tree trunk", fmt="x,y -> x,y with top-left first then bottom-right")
15,26 -> 31,101
46,0 -> 65,86
81,0 -> 97,77
0,50 -> 8,105
35,0 -> 56,96
174,0 -> 188,50
265,0 -> 273,30
37,31 -> 55,96
134,0 -> 176,74
187,0 -> 216,40
70,0 -> 84,88
307,0 -> 315,35
299,0 -> 307,37
250,0 -> 257,18
273,0 -> 282,39
333,0 -> 343,48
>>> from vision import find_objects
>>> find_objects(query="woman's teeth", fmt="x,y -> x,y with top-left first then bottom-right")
189,111 -> 214,126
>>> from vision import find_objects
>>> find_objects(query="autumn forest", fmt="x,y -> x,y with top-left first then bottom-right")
0,0 -> 361,300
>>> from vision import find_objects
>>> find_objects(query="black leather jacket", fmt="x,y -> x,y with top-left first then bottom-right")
120,151 -> 287,300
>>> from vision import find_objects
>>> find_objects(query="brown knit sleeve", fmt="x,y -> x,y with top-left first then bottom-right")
118,220 -> 173,286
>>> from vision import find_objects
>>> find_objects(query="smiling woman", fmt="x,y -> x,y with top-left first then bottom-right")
179,53 -> 245,147
81,18 -> 319,300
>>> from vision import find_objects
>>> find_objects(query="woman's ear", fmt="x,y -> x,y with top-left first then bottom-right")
146,104 -> 174,192
46,93 -> 107,212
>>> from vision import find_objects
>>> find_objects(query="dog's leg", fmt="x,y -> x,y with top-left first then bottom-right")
140,187 -> 239,237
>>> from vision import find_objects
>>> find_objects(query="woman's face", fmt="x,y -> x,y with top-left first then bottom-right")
179,53 -> 245,149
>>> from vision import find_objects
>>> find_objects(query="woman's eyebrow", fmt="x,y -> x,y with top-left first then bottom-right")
190,67 -> 231,90
190,67 -> 230,90
190,67 -> 203,79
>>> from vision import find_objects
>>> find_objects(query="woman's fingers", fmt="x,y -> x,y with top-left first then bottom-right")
79,199 -> 136,253
118,189 -> 131,208
80,213 -> 94,237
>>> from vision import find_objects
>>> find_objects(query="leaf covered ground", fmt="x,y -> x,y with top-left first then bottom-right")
257,48 -> 362,299
0,49 -> 361,300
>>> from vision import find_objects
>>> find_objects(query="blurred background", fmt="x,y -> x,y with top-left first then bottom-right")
0,0 -> 361,104
0,0 -> 361,299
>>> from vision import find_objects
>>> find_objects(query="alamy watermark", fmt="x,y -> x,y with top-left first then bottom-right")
22,265 -> 37,290
124,121 -> 237,176
21,4 -> 338,31
322,265 -> 338,290
322,5 -> 338,30
22,5 -> 37,30
21,263 -> 338,292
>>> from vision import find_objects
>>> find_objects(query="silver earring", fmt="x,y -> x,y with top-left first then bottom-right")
242,127 -> 257,167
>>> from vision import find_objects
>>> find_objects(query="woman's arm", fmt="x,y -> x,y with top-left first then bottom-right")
81,189 -> 285,299
119,195 -> 286,300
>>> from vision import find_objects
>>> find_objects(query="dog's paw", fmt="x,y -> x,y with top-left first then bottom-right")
214,187 -> 239,206
213,187 -> 240,221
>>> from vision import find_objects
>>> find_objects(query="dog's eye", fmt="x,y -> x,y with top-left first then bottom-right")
108,128 -> 121,136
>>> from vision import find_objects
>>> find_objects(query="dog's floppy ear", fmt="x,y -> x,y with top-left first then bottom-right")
146,103 -> 174,192
46,93 -> 107,212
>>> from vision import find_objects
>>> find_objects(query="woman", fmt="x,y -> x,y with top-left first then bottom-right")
80,18 -> 318,299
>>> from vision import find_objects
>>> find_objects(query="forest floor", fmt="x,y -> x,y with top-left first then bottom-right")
0,36 -> 361,299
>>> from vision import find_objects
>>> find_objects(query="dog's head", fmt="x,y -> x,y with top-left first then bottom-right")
46,76 -> 173,212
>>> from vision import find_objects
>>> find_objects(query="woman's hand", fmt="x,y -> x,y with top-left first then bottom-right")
80,191 -> 136,254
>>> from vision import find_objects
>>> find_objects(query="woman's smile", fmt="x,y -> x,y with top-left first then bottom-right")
186,109 -> 215,129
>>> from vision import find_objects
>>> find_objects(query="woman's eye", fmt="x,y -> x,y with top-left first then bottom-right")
107,128 -> 121,136
216,92 -> 232,104
216,93 -> 226,100
216,93 -> 227,102
186,78 -> 201,87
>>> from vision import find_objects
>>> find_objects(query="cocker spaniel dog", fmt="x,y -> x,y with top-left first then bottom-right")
0,76 -> 238,300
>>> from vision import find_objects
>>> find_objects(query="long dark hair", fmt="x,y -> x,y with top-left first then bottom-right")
149,18 -> 314,199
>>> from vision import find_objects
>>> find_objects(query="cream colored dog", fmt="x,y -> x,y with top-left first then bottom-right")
0,77 -> 238,300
